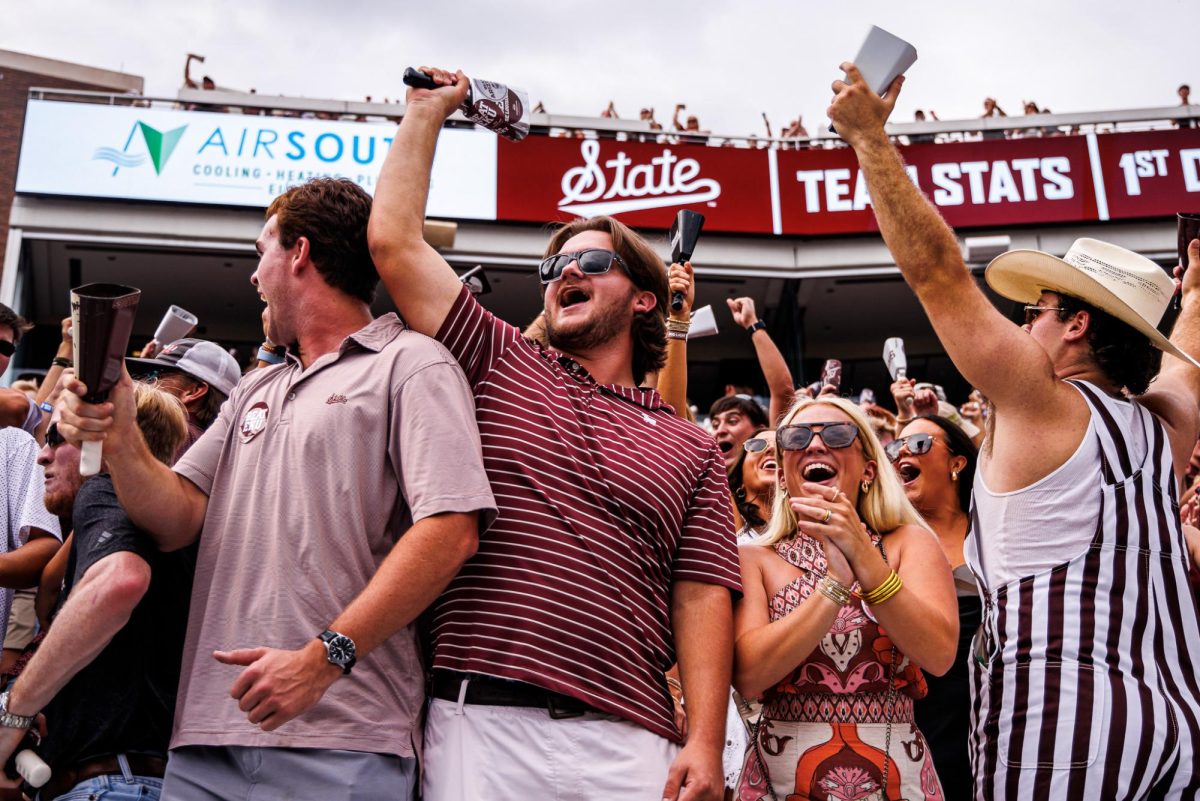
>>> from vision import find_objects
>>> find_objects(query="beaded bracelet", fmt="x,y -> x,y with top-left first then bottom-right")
862,570 -> 904,605
816,575 -> 853,606
666,318 -> 691,335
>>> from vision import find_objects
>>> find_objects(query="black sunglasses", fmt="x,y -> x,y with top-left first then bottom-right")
1022,304 -> 1066,326
777,422 -> 860,451
885,432 -> 936,462
538,249 -> 626,284
45,422 -> 66,449
0,339 -> 13,357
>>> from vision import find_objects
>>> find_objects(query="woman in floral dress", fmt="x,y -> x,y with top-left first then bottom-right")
734,397 -> 958,800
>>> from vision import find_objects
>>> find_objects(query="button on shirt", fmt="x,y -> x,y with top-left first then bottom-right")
432,287 -> 740,741
172,314 -> 496,757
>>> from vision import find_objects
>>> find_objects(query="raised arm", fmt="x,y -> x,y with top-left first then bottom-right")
658,262 -> 695,420
727,297 -> 794,425
367,67 -> 473,336
57,371 -> 207,551
828,65 -> 1065,416
1139,237 -> 1200,477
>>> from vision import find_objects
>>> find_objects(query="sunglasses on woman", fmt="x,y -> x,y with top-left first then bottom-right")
538,249 -> 626,284
743,436 -> 776,453
777,422 -> 860,451
884,432 -> 936,462
0,339 -> 14,357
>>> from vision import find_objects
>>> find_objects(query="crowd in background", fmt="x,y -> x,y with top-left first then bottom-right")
180,54 -> 1198,146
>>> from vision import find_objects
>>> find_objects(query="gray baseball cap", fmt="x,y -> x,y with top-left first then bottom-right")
126,338 -> 241,396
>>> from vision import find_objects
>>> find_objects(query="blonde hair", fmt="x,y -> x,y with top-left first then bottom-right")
758,395 -> 928,547
133,383 -> 189,466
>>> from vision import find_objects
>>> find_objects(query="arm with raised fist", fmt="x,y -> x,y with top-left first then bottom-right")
659,262 -> 695,420
368,67 -> 473,337
827,63 -> 1067,421
727,297 -> 794,426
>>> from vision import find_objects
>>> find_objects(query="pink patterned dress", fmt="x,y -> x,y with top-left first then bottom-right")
737,533 -> 945,801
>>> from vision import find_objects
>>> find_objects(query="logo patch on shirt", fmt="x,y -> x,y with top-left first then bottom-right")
642,412 -> 657,426
240,401 -> 269,443
97,530 -> 113,545
326,393 -> 348,405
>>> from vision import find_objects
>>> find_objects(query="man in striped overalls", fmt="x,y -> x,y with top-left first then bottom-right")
828,64 -> 1200,799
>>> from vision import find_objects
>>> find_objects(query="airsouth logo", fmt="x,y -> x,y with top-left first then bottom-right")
93,121 -> 187,176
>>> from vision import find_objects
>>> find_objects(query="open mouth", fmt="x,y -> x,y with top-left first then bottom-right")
559,285 -> 590,309
717,440 -> 733,453
761,457 -> 778,471
897,462 -> 922,485
802,461 -> 838,484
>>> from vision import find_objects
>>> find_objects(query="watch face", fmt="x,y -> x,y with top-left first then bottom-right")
327,635 -> 354,665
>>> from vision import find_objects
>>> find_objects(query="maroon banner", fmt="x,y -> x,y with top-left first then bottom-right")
496,135 -> 774,233
1093,129 -> 1200,220
775,136 -> 1098,235
495,129 -> 1200,236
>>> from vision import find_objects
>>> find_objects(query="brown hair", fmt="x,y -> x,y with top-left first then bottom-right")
0,303 -> 32,343
133,383 -> 189,466
266,178 -> 378,304
542,216 -> 668,384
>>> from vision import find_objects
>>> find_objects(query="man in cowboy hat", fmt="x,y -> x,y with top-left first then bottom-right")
829,64 -> 1200,798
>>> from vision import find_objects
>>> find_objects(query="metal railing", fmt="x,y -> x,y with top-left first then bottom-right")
27,86 -> 1200,148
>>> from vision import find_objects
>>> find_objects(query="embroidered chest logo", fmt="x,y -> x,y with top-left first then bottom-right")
642,412 -> 657,426
326,393 -> 348,405
240,401 -> 269,443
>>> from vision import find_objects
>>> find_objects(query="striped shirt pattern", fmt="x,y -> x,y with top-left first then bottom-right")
432,287 -> 740,741
968,380 -> 1200,800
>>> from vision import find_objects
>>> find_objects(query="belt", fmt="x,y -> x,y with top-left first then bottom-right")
430,672 -> 597,719
41,754 -> 166,800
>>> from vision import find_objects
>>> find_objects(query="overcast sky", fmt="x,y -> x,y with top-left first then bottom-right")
3,0 -> 1196,135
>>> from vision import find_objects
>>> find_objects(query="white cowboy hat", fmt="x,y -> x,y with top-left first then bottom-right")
985,237 -> 1200,369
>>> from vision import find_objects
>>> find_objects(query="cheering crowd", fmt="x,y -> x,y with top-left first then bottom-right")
0,61 -> 1197,801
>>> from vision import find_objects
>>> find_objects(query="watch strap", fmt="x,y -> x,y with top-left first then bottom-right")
746,320 -> 767,335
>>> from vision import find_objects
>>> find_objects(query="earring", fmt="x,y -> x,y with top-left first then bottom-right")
861,480 -> 871,494
951,470 -> 959,481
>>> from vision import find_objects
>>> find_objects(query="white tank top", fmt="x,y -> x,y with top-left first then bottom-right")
969,381 -> 1139,588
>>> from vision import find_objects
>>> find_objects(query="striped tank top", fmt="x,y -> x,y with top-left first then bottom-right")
967,379 -> 1200,799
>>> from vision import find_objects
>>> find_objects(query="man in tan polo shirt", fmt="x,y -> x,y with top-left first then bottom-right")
53,177 -> 496,800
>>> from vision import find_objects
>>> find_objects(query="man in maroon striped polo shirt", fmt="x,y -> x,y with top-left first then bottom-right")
370,67 -> 741,801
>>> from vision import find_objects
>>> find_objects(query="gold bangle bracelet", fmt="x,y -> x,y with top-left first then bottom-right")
862,570 -> 903,605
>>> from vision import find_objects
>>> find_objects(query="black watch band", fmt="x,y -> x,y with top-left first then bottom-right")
746,320 -> 767,334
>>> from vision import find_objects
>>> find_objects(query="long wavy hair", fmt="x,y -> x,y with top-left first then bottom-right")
758,396 -> 928,547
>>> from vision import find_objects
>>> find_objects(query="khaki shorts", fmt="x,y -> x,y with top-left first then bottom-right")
3,589 -> 36,651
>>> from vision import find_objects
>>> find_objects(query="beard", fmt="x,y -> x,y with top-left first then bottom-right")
43,490 -> 74,519
544,288 -> 634,355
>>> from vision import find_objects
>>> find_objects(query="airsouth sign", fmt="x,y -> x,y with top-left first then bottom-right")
15,99 -> 497,220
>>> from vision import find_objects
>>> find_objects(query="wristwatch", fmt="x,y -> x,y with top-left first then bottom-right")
746,320 -> 767,335
317,630 -> 357,675
0,691 -> 35,730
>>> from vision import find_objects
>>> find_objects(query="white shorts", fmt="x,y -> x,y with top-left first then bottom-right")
422,697 -> 680,801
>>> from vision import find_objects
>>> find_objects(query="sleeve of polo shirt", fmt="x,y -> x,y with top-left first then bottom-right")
671,443 -> 741,595
433,285 -> 523,388
173,391 -> 234,495
389,356 -> 497,529
5,431 -> 61,545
